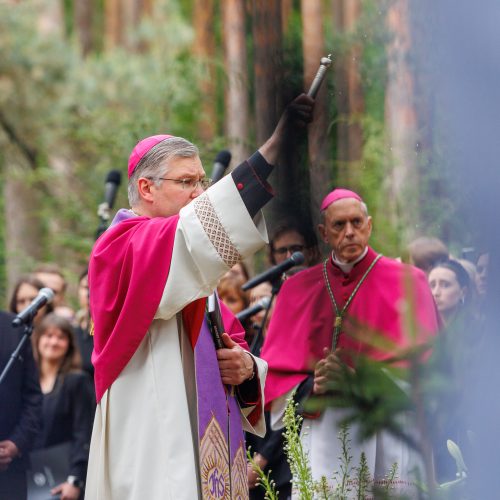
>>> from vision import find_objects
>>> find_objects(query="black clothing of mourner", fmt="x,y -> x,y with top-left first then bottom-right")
74,325 -> 94,378
33,371 -> 94,482
247,301 -> 292,500
429,311 -> 478,483
0,310 -> 42,500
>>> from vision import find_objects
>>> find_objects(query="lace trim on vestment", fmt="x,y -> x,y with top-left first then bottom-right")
193,193 -> 242,267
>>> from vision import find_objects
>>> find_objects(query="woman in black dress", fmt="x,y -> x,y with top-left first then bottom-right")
32,313 -> 94,500
427,259 -> 476,482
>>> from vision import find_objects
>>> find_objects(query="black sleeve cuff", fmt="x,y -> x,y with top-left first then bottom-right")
247,151 -> 274,180
231,152 -> 274,219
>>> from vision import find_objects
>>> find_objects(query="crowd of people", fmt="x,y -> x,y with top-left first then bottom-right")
0,94 -> 492,500
2,222 -> 488,499
1,264 -> 94,500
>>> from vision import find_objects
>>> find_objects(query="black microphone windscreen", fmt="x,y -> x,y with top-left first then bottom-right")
106,170 -> 122,186
40,288 -> 55,303
291,251 -> 305,265
215,150 -> 232,168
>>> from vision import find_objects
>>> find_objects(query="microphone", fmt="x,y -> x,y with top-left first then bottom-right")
12,288 -> 54,327
211,150 -> 232,184
97,170 -> 122,222
236,296 -> 271,322
104,170 -> 122,210
242,252 -> 305,291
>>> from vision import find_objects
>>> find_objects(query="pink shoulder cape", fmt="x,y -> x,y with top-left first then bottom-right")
89,214 -> 191,402
89,212 -> 250,402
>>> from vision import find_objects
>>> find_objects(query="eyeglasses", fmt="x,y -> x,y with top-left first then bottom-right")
273,244 -> 305,255
152,177 -> 212,191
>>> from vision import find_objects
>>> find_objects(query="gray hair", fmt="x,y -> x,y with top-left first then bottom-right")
128,136 -> 199,206
319,200 -> 369,223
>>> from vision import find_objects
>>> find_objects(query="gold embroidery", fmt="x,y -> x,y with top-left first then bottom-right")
200,415 -> 230,499
231,443 -> 249,500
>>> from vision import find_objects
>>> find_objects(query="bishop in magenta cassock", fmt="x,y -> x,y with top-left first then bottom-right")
261,189 -> 440,495
84,94 -> 314,500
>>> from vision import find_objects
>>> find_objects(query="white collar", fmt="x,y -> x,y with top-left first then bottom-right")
331,246 -> 368,274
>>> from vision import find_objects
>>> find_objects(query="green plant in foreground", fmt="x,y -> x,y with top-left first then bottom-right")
372,462 -> 398,499
316,476 -> 331,499
246,447 -> 279,500
355,452 -> 371,500
279,395 -> 405,499
334,422 -> 353,499
283,398 -> 315,500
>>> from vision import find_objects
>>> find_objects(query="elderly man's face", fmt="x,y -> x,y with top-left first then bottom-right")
318,198 -> 372,263
146,155 -> 206,217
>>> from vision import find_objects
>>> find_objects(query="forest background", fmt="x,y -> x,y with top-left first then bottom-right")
0,0 -> 470,306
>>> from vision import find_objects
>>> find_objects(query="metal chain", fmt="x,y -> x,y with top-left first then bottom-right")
322,254 -> 382,350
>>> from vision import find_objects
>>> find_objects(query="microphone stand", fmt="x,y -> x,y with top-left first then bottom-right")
0,320 -> 34,386
95,202 -> 110,240
249,277 -> 282,356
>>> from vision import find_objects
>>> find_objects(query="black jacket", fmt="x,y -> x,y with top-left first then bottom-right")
33,371 -> 94,480
0,311 -> 42,472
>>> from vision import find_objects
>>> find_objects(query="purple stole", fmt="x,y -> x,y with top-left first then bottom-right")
195,319 -> 248,499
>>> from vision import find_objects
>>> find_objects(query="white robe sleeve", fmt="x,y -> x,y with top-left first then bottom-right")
155,174 -> 268,320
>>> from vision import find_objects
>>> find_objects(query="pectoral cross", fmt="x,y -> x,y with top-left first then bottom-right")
334,315 -> 342,329
332,315 -> 343,350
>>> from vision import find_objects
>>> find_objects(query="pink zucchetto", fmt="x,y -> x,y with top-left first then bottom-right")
320,188 -> 363,211
128,134 -> 173,178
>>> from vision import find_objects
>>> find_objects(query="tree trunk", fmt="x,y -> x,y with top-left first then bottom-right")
332,0 -> 364,188
132,0 -> 153,23
252,0 -> 288,224
222,0 -> 250,167
193,0 -> 217,141
252,0 -> 282,145
36,1 -> 80,282
74,0 -> 93,56
105,0 -> 123,49
385,0 -> 419,242
4,163 -> 44,294
301,0 -> 331,226
281,0 -> 293,34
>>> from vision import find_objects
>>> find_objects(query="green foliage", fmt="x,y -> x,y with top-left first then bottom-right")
247,447 -> 279,500
333,423 -> 353,499
305,356 -> 415,448
358,115 -> 401,256
280,396 -> 405,499
0,0 -> 471,298
283,399 -> 315,499
355,452 -> 371,500
0,1 -> 212,293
